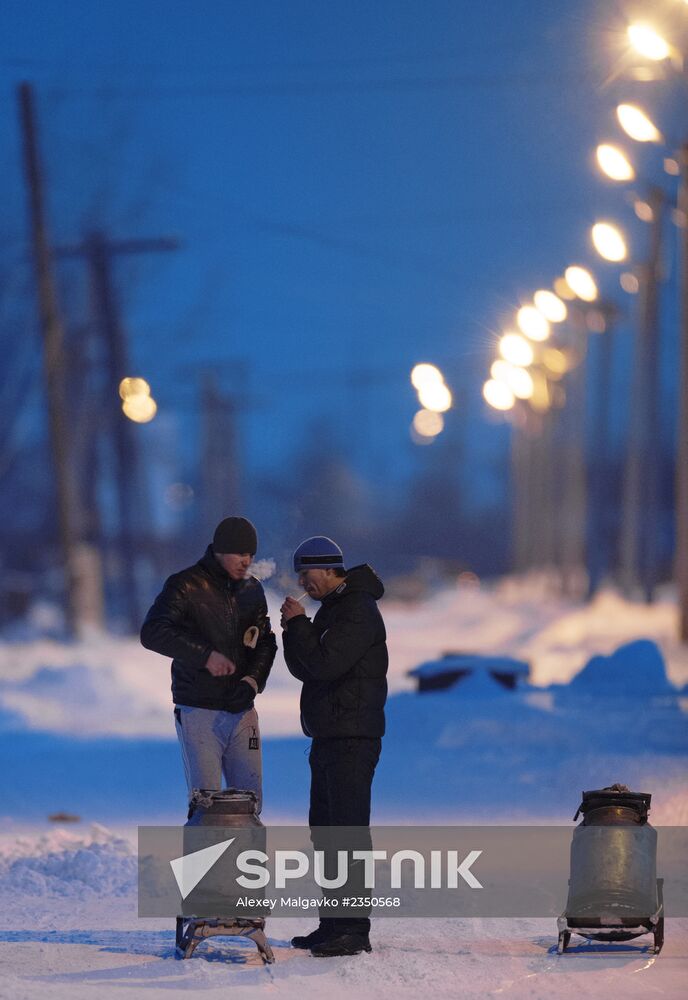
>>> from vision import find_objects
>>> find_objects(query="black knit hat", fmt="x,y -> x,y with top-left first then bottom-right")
213,517 -> 258,555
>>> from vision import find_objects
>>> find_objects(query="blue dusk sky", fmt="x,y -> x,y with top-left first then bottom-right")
0,0 -> 683,524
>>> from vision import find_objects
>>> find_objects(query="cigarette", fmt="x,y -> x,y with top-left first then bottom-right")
290,592 -> 308,602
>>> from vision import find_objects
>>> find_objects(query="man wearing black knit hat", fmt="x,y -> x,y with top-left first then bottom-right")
141,517 -> 277,812
281,536 -> 388,957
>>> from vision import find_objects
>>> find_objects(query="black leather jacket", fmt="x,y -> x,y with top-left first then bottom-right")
283,564 -> 388,738
140,545 -> 277,711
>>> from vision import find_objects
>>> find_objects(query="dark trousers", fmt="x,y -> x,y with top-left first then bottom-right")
309,736 -> 381,933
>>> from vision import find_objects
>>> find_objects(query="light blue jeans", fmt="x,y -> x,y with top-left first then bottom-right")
174,705 -> 262,813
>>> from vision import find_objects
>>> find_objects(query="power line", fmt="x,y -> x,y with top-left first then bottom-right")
14,69 -> 595,102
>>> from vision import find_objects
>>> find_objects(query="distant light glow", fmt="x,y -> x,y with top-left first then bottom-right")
490,359 -> 512,382
417,381 -> 452,412
565,266 -> 598,302
411,363 -> 443,390
664,157 -> 680,177
413,408 -> 444,437
591,222 -> 628,262
506,366 -> 534,400
499,332 -> 534,367
483,379 -> 515,411
542,348 -> 569,377
122,393 -> 157,423
534,289 -> 567,323
634,200 -> 654,223
586,309 -> 607,334
616,104 -> 662,143
627,23 -> 671,61
517,305 -> 550,342
620,271 -> 640,294
596,143 -> 635,182
529,371 -> 551,413
553,277 -> 576,301
119,376 -> 151,400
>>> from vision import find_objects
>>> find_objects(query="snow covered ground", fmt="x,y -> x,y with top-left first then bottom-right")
1,576 -> 687,997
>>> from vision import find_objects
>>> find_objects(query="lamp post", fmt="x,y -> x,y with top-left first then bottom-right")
624,19 -> 688,633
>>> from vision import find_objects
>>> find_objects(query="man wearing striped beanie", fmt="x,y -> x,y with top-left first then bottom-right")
281,536 -> 388,958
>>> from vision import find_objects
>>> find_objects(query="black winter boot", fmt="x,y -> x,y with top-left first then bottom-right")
310,931 -> 372,957
291,920 -> 334,949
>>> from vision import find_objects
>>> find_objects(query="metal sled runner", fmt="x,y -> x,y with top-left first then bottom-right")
175,915 -> 275,963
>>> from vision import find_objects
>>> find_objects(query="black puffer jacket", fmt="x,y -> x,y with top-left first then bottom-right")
283,564 -> 388,738
140,546 -> 277,711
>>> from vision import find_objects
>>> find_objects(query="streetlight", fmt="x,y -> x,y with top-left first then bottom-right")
596,143 -> 635,182
591,221 -> 628,262
412,409 -> 444,438
119,376 -> 151,400
627,23 -> 672,62
622,12 -> 688,635
534,289 -> 568,322
616,104 -> 663,144
483,378 -> 515,411
411,363 -> 443,390
499,332 -> 535,366
564,266 -> 598,302
517,305 -> 550,341
122,393 -> 158,423
417,380 -> 452,413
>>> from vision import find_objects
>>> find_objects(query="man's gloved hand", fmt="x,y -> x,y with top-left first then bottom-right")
227,676 -> 257,713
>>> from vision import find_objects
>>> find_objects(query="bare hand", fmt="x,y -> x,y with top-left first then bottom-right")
280,595 -> 305,627
206,650 -> 236,677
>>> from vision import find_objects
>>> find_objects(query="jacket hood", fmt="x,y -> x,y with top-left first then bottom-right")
335,563 -> 384,601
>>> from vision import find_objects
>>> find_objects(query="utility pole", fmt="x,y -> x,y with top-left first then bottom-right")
200,373 -> 242,539
620,186 -> 665,602
17,82 -> 81,635
57,232 -> 178,632
586,302 -> 619,600
557,307 -> 588,597
677,144 -> 688,640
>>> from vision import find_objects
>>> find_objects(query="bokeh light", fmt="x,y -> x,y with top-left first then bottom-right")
483,379 -> 515,411
591,222 -> 628,262
627,23 -> 671,61
499,332 -> 534,367
596,144 -> 634,182
417,380 -> 452,412
616,104 -> 662,143
517,305 -> 550,342
565,266 -> 598,302
410,363 -> 443,390
412,408 -> 444,437
122,393 -> 158,423
534,290 -> 567,323
119,376 -> 151,400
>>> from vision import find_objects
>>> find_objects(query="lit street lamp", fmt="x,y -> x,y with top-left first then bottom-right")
615,18 -> 688,635
596,143 -> 635,182
627,23 -> 672,62
616,104 -> 663,144
591,222 -> 628,262
564,266 -> 598,302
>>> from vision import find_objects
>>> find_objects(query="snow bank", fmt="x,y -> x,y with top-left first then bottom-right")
567,640 -> 675,696
1,579 -> 687,743
0,824 -> 136,899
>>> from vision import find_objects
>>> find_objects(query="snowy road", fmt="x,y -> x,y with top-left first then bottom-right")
2,578 -> 687,997
1,912 -> 685,1000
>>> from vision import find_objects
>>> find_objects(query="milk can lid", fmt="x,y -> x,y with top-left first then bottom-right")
573,784 -> 651,822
